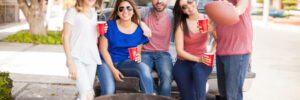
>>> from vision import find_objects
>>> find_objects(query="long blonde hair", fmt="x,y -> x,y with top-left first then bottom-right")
75,0 -> 103,13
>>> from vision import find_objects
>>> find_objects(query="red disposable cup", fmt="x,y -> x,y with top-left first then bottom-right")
205,53 -> 214,66
198,18 -> 209,32
128,47 -> 138,60
97,21 -> 106,35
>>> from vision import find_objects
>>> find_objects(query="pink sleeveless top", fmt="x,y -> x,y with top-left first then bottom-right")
177,32 -> 208,60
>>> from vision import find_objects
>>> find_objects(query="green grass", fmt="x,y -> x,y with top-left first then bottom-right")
2,30 -> 62,45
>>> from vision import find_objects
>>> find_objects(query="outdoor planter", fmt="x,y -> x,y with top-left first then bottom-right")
0,72 -> 13,100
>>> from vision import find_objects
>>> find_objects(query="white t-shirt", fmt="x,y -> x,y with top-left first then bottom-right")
63,7 -> 101,65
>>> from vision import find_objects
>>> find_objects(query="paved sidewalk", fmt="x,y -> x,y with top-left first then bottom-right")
0,42 -> 77,99
252,20 -> 300,33
0,22 -> 29,40
11,73 -> 77,100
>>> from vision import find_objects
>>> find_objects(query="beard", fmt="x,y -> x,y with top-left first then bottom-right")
153,3 -> 167,12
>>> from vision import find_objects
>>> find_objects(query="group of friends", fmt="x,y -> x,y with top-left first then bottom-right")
62,0 -> 253,100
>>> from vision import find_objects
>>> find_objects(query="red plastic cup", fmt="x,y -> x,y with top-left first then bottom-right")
205,53 -> 214,66
198,18 -> 209,32
128,47 -> 138,60
97,21 -> 106,35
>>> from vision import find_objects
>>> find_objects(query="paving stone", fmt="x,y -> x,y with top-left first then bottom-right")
11,82 -> 28,97
15,83 -> 77,100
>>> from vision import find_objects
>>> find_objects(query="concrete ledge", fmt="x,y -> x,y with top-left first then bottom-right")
10,73 -> 75,85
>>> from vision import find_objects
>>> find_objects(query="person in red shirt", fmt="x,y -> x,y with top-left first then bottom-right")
173,0 -> 216,99
215,0 -> 253,100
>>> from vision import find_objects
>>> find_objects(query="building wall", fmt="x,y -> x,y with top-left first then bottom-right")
272,0 -> 283,9
298,0 -> 300,9
0,0 -> 19,24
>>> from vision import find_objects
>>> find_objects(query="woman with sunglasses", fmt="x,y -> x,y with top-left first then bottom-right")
97,0 -> 154,95
172,0 -> 216,100
62,0 -> 104,99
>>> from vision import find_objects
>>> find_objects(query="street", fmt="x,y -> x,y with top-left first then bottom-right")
244,21 -> 300,100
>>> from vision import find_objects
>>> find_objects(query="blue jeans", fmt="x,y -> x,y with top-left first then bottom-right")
97,59 -> 154,95
141,51 -> 173,97
216,54 -> 250,100
96,62 -> 115,95
173,60 -> 212,100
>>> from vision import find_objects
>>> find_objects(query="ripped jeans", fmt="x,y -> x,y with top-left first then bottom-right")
73,58 -> 97,100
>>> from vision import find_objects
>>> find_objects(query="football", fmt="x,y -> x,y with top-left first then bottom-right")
204,1 -> 240,25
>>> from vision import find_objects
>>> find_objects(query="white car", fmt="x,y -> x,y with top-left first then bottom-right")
94,0 -> 256,99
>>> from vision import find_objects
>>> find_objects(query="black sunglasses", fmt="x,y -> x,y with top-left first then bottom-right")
118,6 -> 133,12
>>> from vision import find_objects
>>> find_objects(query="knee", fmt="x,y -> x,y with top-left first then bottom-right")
136,63 -> 152,78
137,63 -> 151,73
160,71 -> 172,82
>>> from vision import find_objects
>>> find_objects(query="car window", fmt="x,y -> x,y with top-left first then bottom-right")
102,0 -> 115,8
197,0 -> 213,9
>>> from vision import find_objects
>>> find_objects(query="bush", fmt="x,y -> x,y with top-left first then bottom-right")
282,0 -> 298,6
257,0 -> 264,3
283,13 -> 294,17
284,6 -> 297,10
2,30 -> 62,45
257,11 -> 263,15
0,72 -> 13,100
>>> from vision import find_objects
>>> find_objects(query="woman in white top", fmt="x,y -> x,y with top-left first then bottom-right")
62,0 -> 103,99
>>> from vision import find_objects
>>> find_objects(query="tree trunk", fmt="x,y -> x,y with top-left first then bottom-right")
27,9 -> 46,35
18,0 -> 47,36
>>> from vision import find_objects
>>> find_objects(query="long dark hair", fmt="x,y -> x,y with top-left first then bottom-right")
173,0 -> 190,37
108,0 -> 141,26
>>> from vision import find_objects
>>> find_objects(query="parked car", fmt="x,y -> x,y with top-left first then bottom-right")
251,8 -> 285,18
94,0 -> 256,99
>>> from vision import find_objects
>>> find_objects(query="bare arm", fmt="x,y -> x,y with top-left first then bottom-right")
62,23 -> 76,80
235,0 -> 249,15
210,31 -> 217,53
140,22 -> 152,37
175,25 -> 209,65
100,36 -> 124,82
208,17 -> 216,33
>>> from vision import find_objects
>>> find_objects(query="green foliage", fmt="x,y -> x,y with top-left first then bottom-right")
282,0 -> 298,6
257,0 -> 264,3
284,6 -> 297,10
2,30 -> 62,45
283,0 -> 297,11
283,13 -> 294,17
0,72 -> 13,100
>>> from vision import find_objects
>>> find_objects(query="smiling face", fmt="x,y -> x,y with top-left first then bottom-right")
179,0 -> 197,15
117,1 -> 134,21
152,0 -> 169,12
83,0 -> 96,7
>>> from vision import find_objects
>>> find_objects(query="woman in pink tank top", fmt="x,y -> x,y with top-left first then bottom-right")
172,0 -> 216,100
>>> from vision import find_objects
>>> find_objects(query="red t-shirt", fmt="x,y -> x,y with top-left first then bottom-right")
139,7 -> 174,52
215,0 -> 253,56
